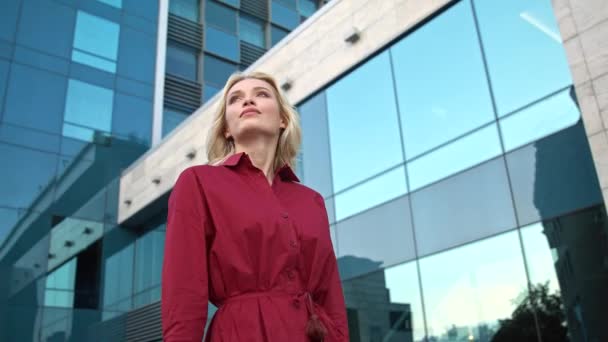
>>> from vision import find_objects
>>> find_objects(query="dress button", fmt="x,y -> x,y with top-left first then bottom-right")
289,240 -> 297,248
282,212 -> 289,219
287,270 -> 295,280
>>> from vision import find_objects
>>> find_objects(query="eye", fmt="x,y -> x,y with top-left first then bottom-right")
228,95 -> 242,104
257,91 -> 270,98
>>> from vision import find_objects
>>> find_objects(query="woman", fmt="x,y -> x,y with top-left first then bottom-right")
161,71 -> 349,342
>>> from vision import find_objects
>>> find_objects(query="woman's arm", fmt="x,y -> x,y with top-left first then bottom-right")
313,194 -> 350,341
316,248 -> 350,341
162,168 -> 209,342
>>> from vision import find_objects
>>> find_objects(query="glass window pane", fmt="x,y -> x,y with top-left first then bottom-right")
133,289 -> 150,308
17,0 -> 75,58
204,83 -> 221,102
407,124 -> 502,191
133,229 -> 165,293
203,54 -> 237,86
275,0 -> 296,7
500,88 -> 580,152
124,0 -> 158,21
505,122 -> 603,226
44,290 -> 74,308
97,0 -> 122,8
298,0 -> 317,17
520,223 -> 561,294
300,92 -> 333,198
326,51 -> 404,192
116,76 -> 154,100
324,197 -> 335,225
384,262 -> 426,341
70,61 -> 115,89
336,196 -> 415,280
64,79 -> 114,135
420,230 -> 528,341
0,145 -> 58,209
474,0 -> 572,115
411,157 -> 517,257
62,123 -> 96,142
118,27 -> 156,84
163,108 -> 189,137
205,0 -> 237,33
335,166 -> 408,222
272,1 -> 299,30
103,244 -> 134,307
239,14 -> 266,48
14,45 -> 70,75
0,0 -> 20,42
520,206 -> 608,342
169,0 -> 199,22
73,11 -> 120,72
0,60 -> 8,106
217,0 -> 239,8
344,261 -> 426,342
166,42 -> 198,80
0,123 -> 61,154
205,26 -> 239,62
391,1 -> 494,159
4,64 -> 67,135
271,25 -> 289,46
112,92 -> 152,146
0,208 -> 20,246
47,258 -> 76,290
72,50 -> 116,73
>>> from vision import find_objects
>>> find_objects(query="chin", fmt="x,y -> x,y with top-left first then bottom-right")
236,126 -> 280,140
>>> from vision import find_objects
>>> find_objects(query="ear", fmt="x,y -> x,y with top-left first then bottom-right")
224,130 -> 231,139
280,118 -> 287,129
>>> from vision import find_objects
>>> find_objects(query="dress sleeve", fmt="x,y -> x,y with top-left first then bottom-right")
162,168 -> 209,342
313,194 -> 350,341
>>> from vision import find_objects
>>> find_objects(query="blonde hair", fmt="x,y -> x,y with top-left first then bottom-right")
207,71 -> 302,172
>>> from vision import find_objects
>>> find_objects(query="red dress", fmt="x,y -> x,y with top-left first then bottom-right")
161,152 -> 349,342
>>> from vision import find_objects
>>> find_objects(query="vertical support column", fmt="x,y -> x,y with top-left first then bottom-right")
152,0 -> 170,146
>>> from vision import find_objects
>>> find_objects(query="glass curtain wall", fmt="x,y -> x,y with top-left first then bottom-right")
297,0 -> 607,341
0,0 -> 158,340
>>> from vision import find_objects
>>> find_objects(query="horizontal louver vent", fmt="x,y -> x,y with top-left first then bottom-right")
124,301 -> 163,342
241,0 -> 268,20
88,301 -> 162,341
168,14 -> 202,50
164,74 -> 202,113
240,41 -> 266,69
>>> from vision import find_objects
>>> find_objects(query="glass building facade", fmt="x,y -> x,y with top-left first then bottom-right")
1,0 -> 607,341
0,0 -> 159,340
163,0 -> 319,137
295,1 -> 607,341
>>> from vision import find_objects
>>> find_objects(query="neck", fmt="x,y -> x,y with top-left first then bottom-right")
234,137 -> 279,184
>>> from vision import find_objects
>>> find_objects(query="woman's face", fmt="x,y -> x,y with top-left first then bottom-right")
224,78 -> 285,143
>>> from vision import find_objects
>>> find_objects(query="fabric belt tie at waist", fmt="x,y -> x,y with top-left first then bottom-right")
221,291 -> 327,342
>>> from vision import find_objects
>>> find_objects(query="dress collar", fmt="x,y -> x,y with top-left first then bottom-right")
220,152 -> 300,182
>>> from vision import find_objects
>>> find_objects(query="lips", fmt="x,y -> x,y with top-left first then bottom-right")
240,108 -> 260,117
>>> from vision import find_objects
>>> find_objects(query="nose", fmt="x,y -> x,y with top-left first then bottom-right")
243,96 -> 256,107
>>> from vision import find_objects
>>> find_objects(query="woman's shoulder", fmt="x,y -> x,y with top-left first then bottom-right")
286,181 -> 325,203
176,164 -> 225,183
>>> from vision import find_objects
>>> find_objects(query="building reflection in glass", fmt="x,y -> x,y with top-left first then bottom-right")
341,256 -> 424,342
419,230 -> 527,342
